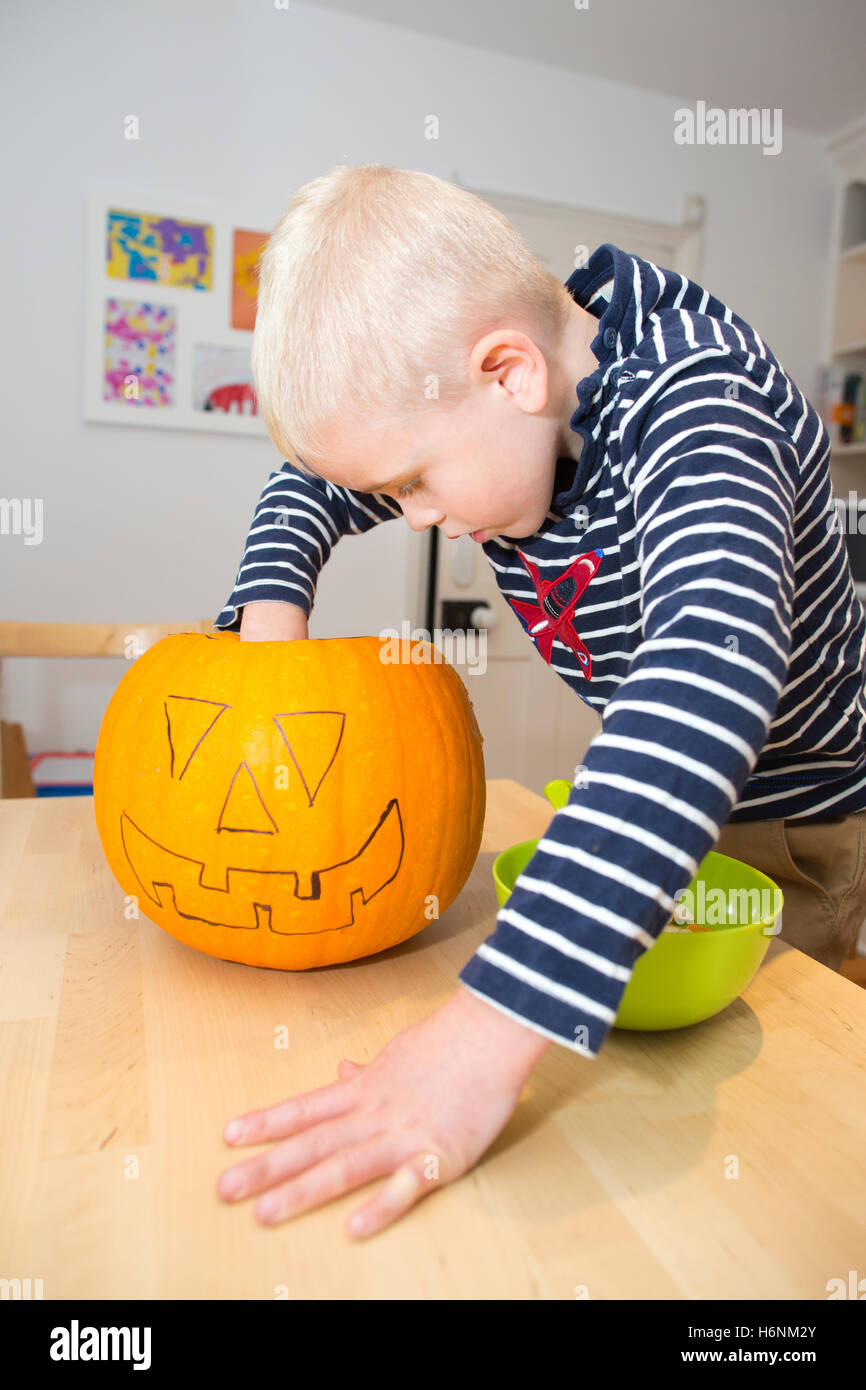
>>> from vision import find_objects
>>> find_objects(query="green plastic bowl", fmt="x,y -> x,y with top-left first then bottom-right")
491,779 -> 783,1031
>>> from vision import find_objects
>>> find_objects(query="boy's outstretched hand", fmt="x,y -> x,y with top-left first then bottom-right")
217,986 -> 551,1239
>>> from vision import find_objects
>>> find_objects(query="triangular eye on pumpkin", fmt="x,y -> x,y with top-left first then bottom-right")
94,632 -> 485,972
273,710 -> 345,806
164,695 -> 228,780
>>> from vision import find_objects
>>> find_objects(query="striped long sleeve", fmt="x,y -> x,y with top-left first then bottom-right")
458,350 -> 798,1057
214,461 -> 402,628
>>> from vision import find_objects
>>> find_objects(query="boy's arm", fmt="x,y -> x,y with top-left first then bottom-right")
214,459 -> 402,632
239,600 -> 309,641
459,350 -> 799,1058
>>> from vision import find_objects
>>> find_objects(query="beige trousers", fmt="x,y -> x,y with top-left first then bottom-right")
714,809 -> 866,971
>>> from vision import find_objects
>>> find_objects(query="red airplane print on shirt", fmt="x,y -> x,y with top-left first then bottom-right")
506,547 -> 604,678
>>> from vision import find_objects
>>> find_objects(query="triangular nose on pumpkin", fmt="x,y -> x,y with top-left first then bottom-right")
218,762 -> 278,834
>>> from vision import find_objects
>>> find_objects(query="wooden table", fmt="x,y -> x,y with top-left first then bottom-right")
1,781 -> 865,1300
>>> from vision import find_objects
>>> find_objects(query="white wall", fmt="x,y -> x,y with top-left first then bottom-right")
0,0 -> 842,755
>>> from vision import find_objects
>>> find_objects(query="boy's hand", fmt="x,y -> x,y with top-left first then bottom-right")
239,600 -> 309,641
217,986 -> 550,1239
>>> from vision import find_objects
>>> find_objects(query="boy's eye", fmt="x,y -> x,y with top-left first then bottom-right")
397,477 -> 421,499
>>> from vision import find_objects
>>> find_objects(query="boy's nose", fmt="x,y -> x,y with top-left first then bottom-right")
402,504 -> 444,531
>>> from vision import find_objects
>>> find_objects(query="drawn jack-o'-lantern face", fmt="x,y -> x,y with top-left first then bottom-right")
94,632 -> 485,971
120,694 -> 405,937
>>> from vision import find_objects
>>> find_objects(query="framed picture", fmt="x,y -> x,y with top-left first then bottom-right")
83,185 -> 271,435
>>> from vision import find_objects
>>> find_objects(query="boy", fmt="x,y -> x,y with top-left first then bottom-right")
215,165 -> 866,1238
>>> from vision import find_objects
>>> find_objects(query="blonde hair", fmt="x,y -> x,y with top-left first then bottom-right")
251,164 -> 573,476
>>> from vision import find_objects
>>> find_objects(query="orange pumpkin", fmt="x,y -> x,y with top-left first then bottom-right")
93,631 -> 485,970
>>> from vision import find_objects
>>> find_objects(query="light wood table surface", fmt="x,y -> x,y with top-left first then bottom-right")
1,781 -> 864,1300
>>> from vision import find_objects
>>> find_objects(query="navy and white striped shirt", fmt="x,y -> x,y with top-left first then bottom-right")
215,242 -> 866,1058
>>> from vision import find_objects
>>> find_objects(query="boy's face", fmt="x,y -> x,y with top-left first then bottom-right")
314,303 -> 598,543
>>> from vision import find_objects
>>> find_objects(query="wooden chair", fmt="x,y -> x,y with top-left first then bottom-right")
0,620 -> 216,798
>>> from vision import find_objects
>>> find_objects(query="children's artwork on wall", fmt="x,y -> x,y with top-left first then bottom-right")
104,299 -> 176,408
106,209 -> 214,290
231,229 -> 268,330
84,187 -> 271,436
192,344 -> 257,416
